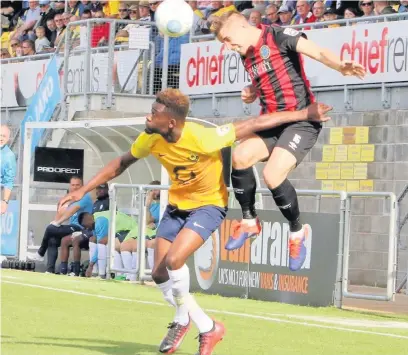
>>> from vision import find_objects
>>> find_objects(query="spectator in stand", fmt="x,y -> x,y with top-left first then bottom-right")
396,1 -> 408,12
344,7 -> 359,20
46,18 -> 57,46
204,0 -> 223,18
78,0 -> 91,16
102,0 -> 119,18
13,0 -> 41,42
91,10 -> 109,47
248,10 -> 262,27
54,13 -> 66,47
8,39 -> 20,57
116,2 -> 129,31
359,1 -> 375,17
1,49 -> 11,59
374,1 -> 396,15
62,11 -> 72,29
153,32 -> 189,94
35,25 -> 50,52
220,1 -> 237,14
312,0 -> 325,22
54,0 -> 66,14
37,1 -> 56,39
90,0 -> 103,16
68,0 -> 80,16
323,7 -> 341,27
21,39 -> 35,56
188,0 -> 205,18
1,1 -> 23,29
115,4 -> 141,42
277,5 -> 293,25
264,4 -> 280,25
139,1 -> 152,21
81,9 -> 92,19
291,0 -> 316,26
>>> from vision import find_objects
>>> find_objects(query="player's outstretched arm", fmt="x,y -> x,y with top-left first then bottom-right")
59,152 -> 138,206
233,102 -> 332,141
296,37 -> 366,79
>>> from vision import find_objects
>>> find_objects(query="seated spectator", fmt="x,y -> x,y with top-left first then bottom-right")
277,5 -> 293,26
13,0 -> 41,42
53,13 -> 66,47
115,4 -> 142,42
91,10 -> 109,47
68,0 -> 80,16
8,38 -> 20,56
53,0 -> 66,14
77,0 -> 91,16
214,1 -> 237,16
204,0 -> 223,18
81,9 -> 92,19
34,25 -> 50,52
21,39 -> 35,56
188,0 -> 205,18
1,1 -> 23,30
46,17 -> 57,46
93,184 -> 110,212
312,0 -> 325,23
264,4 -> 280,25
146,180 -> 160,230
90,0 -> 103,16
80,211 -> 139,279
139,1 -> 152,21
344,7 -> 359,20
26,176 -> 93,274
291,0 -> 316,26
62,11 -> 72,28
396,1 -> 408,12
374,1 -> 396,15
116,2 -> 130,32
37,0 -> 56,38
153,32 -> 189,94
359,1 -> 375,18
102,0 -> 119,18
248,10 -> 262,27
1,48 -> 11,58
323,7 -> 341,27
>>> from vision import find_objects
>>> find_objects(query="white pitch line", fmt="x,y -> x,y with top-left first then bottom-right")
3,280 -> 408,340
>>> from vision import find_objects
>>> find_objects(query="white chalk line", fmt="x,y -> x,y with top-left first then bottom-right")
2,280 -> 408,340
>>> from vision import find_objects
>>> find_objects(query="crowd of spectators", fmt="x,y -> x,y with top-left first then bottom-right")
1,1 -> 407,88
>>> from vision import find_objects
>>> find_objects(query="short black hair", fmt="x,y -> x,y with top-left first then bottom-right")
150,180 -> 160,185
78,212 -> 92,226
70,175 -> 83,183
155,88 -> 190,121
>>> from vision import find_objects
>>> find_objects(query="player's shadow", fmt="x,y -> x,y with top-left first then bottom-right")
4,336 -> 191,355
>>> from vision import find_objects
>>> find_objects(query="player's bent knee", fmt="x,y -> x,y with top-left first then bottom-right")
98,237 -> 108,245
231,148 -> 254,169
60,236 -> 72,247
165,254 -> 184,271
262,167 -> 288,189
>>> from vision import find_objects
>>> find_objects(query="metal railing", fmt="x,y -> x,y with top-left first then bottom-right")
396,184 -> 408,293
107,183 -> 398,308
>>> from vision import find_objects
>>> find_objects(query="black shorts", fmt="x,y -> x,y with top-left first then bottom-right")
255,120 -> 321,165
116,230 -> 130,243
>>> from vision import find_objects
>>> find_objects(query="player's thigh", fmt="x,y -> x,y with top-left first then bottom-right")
232,133 -> 271,169
120,238 -> 137,252
166,205 -> 227,270
97,236 -> 108,245
60,235 -> 73,247
264,122 -> 321,187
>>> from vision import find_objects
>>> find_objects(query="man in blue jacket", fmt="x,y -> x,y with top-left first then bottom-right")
0,125 -> 17,215
27,175 -> 93,273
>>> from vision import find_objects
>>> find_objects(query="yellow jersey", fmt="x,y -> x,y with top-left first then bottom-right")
131,122 -> 236,210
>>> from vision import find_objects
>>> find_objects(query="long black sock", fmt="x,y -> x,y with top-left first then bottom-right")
270,179 -> 302,232
60,262 -> 68,275
73,261 -> 81,276
231,167 -> 257,219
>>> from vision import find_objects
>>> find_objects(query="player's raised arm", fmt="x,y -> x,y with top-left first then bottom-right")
295,37 -> 366,79
233,102 -> 332,141
59,152 -> 138,206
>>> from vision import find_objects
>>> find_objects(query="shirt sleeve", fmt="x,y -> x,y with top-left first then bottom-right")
271,26 -> 307,53
196,124 -> 236,154
94,216 -> 109,242
1,152 -> 17,190
130,132 -> 155,159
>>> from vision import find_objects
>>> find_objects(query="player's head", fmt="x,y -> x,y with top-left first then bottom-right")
0,125 -> 11,148
145,88 -> 190,139
78,212 -> 94,229
96,184 -> 109,199
211,11 -> 259,55
69,175 -> 83,193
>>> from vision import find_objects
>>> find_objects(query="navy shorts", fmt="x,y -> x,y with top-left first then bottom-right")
156,205 -> 227,243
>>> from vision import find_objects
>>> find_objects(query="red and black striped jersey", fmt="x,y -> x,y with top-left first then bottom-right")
242,25 -> 315,114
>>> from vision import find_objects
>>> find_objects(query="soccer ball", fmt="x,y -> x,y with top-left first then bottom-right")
155,0 -> 194,38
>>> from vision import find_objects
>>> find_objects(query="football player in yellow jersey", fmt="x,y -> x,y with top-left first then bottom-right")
60,88 -> 331,355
